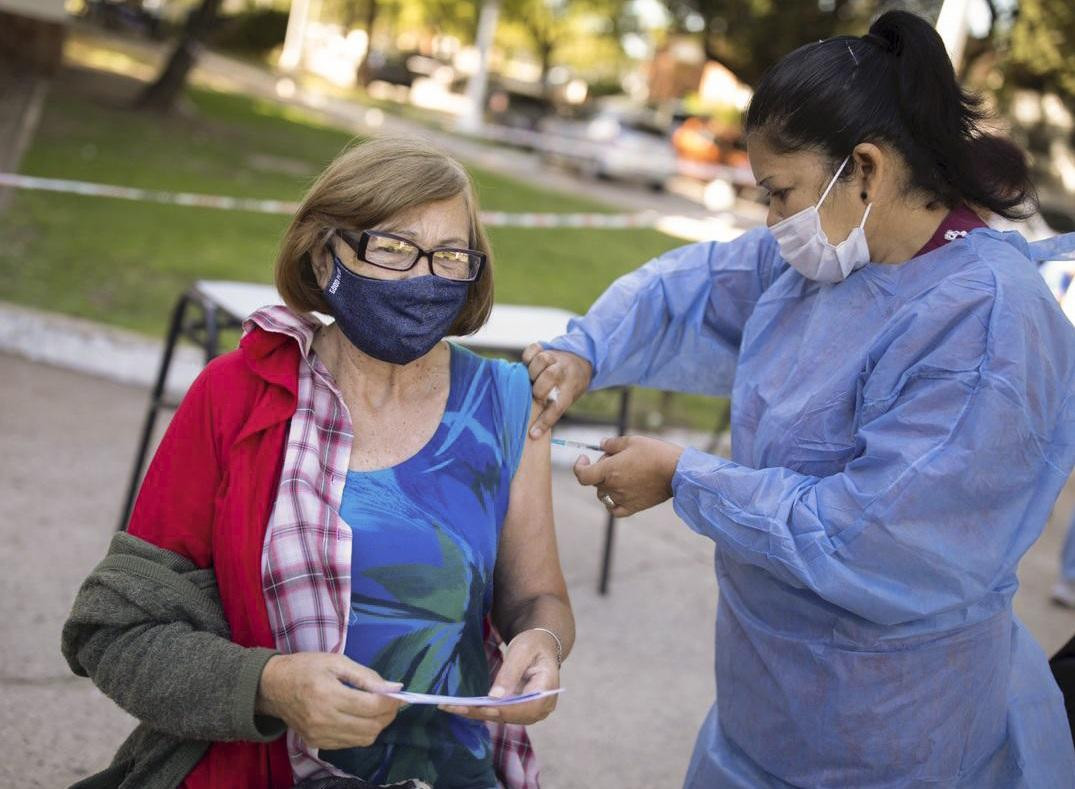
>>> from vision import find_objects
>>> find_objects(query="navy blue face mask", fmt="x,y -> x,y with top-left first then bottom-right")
322,251 -> 470,365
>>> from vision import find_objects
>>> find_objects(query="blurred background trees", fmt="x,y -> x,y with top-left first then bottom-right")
23,0 -> 1075,229
659,0 -> 866,86
67,1 -> 1075,111
1003,0 -> 1075,111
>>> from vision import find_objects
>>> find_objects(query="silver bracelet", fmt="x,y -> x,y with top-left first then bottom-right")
526,627 -> 563,667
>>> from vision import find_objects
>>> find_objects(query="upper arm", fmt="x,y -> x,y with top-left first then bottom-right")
494,400 -> 567,614
545,228 -> 784,395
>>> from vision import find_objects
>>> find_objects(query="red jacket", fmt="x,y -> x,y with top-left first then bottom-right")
127,325 -> 300,787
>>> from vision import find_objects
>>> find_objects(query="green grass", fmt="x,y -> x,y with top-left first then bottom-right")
0,65 -> 726,431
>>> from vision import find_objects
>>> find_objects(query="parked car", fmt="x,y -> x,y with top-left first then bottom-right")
672,115 -> 748,169
486,81 -> 556,133
363,51 -> 419,88
538,103 -> 678,190
82,0 -> 165,39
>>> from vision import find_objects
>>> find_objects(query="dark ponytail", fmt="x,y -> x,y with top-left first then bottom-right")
745,10 -> 1036,220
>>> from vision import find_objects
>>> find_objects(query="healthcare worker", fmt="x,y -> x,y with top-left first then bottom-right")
525,11 -> 1075,787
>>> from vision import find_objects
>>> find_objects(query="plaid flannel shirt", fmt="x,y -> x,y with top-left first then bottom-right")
246,306 -> 540,788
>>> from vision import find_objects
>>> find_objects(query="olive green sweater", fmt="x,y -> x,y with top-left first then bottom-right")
61,532 -> 285,789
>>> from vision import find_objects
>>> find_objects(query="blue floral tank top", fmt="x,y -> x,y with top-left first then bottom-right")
322,343 -> 532,789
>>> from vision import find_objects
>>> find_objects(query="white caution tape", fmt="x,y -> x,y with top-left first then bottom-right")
0,172 -> 663,229
0,172 -> 301,215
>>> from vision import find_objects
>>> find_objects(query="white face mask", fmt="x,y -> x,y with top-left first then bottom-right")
770,156 -> 873,283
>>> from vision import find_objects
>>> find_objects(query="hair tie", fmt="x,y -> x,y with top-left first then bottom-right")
863,32 -> 895,54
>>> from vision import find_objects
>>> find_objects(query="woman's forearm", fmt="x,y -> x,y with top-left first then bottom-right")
72,620 -> 285,742
496,592 -> 575,662
61,538 -> 286,744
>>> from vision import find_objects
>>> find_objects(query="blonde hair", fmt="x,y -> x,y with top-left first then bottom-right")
275,136 -> 494,335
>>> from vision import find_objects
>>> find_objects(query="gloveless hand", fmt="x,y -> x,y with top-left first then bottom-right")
521,345 -> 592,438
256,652 -> 403,750
438,628 -> 560,725
574,435 -> 685,517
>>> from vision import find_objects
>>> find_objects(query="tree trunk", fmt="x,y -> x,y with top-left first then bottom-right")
135,0 -> 222,112
343,0 -> 360,29
538,40 -> 554,96
523,14 -> 554,97
356,0 -> 379,87
458,0 -> 500,132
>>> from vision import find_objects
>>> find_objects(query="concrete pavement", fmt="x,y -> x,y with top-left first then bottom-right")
2,350 -> 1073,789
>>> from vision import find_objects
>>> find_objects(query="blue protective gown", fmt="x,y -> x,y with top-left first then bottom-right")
545,227 -> 1075,787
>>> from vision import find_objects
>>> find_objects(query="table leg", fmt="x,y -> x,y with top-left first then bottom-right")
203,300 -> 220,362
117,291 -> 190,531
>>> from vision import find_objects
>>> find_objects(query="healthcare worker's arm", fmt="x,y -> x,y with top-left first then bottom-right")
542,227 -> 785,395
670,269 -> 1075,626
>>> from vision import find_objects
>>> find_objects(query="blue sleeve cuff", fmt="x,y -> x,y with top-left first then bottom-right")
670,447 -> 740,542
540,332 -> 599,387
672,447 -> 736,497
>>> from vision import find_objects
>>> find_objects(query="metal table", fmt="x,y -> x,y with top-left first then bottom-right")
119,280 -> 631,594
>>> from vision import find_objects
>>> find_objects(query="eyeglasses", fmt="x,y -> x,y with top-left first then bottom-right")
334,230 -> 485,283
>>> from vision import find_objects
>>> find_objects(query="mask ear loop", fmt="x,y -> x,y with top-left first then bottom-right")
317,228 -> 345,292
859,202 -> 874,228
319,228 -> 341,266
816,156 -> 851,208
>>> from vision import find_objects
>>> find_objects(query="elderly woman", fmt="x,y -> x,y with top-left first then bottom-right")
62,137 -> 574,789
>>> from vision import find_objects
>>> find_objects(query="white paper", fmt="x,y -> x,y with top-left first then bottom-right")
383,688 -> 563,707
